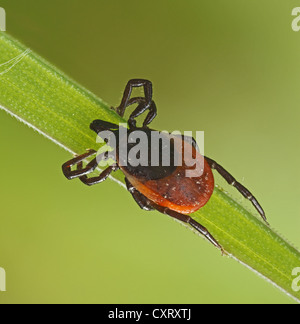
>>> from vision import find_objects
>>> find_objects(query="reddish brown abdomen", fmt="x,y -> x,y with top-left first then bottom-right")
122,138 -> 215,214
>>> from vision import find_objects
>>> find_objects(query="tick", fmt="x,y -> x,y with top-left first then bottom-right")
62,79 -> 267,252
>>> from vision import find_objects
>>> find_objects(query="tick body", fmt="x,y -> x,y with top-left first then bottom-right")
62,79 -> 267,253
118,130 -> 215,215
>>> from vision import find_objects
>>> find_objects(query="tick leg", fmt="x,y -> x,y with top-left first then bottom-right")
205,156 -> 268,224
62,149 -> 97,180
125,178 -> 154,211
116,79 -> 153,117
132,100 -> 157,128
124,97 -> 148,128
153,204 -> 224,253
78,164 -> 118,186
115,79 -> 157,128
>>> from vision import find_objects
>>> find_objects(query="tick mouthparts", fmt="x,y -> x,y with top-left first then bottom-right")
90,120 -> 119,134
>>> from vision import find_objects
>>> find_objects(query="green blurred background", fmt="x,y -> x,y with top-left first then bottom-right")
0,0 -> 299,304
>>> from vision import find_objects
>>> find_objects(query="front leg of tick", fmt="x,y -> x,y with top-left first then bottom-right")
115,79 -> 157,128
116,79 -> 153,117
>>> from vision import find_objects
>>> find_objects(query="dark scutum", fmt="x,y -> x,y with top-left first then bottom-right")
117,128 -> 178,181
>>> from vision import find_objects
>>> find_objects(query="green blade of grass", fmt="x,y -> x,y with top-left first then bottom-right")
1,32 -> 300,303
